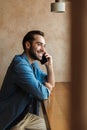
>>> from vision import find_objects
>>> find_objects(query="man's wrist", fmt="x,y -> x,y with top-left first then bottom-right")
45,82 -> 53,92
45,63 -> 53,68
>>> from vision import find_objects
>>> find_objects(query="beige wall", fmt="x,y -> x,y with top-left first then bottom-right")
0,0 -> 71,87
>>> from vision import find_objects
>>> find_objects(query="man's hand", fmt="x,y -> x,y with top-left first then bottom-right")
45,82 -> 53,92
44,52 -> 55,88
44,52 -> 53,66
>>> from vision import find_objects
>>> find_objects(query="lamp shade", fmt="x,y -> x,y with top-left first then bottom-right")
51,2 -> 65,12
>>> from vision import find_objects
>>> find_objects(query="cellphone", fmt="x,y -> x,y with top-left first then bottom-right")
40,54 -> 47,64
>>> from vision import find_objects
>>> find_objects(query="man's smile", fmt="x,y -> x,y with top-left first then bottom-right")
37,51 -> 44,58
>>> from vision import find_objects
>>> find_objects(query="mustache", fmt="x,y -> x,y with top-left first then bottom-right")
37,50 -> 44,53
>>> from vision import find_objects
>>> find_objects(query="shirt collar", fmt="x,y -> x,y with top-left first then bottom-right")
22,52 -> 36,67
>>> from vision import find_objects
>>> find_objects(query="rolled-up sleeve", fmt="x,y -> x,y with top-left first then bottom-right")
14,62 -> 50,100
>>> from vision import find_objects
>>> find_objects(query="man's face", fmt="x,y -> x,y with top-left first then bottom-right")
28,35 -> 46,61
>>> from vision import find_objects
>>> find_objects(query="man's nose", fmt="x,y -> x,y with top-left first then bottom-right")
41,45 -> 45,52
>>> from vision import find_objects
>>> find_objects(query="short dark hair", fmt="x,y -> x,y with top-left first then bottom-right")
22,30 -> 44,50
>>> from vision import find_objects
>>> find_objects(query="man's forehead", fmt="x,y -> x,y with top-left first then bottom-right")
34,35 -> 46,45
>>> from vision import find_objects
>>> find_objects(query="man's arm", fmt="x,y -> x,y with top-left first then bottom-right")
44,52 -> 55,91
14,58 -> 50,100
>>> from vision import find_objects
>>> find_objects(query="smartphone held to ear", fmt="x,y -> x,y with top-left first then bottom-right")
40,54 -> 47,64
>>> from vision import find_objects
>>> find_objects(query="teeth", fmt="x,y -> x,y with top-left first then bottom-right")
37,52 -> 43,57
39,53 -> 43,57
37,51 -> 43,57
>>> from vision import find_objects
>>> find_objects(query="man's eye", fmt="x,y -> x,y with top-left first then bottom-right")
37,43 -> 42,46
38,43 -> 41,46
37,42 -> 46,48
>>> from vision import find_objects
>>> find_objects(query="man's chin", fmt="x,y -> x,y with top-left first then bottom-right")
33,56 -> 41,61
36,56 -> 42,61
37,58 -> 42,61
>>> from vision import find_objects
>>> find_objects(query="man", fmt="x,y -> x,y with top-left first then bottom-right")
0,30 -> 55,130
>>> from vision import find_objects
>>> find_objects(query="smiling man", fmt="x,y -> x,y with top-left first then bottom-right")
0,30 -> 55,130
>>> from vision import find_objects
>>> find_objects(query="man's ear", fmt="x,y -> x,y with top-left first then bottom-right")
25,41 -> 31,49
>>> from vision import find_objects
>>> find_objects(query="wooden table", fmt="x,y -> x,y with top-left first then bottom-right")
41,82 -> 71,130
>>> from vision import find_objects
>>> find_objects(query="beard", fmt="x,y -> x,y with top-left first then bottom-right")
28,45 -> 41,61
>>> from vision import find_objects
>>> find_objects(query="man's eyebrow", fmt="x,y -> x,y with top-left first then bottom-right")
37,42 -> 46,46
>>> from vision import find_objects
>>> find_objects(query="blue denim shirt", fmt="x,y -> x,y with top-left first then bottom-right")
0,53 -> 50,130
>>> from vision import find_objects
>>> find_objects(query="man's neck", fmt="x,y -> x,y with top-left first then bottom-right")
24,51 -> 35,64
